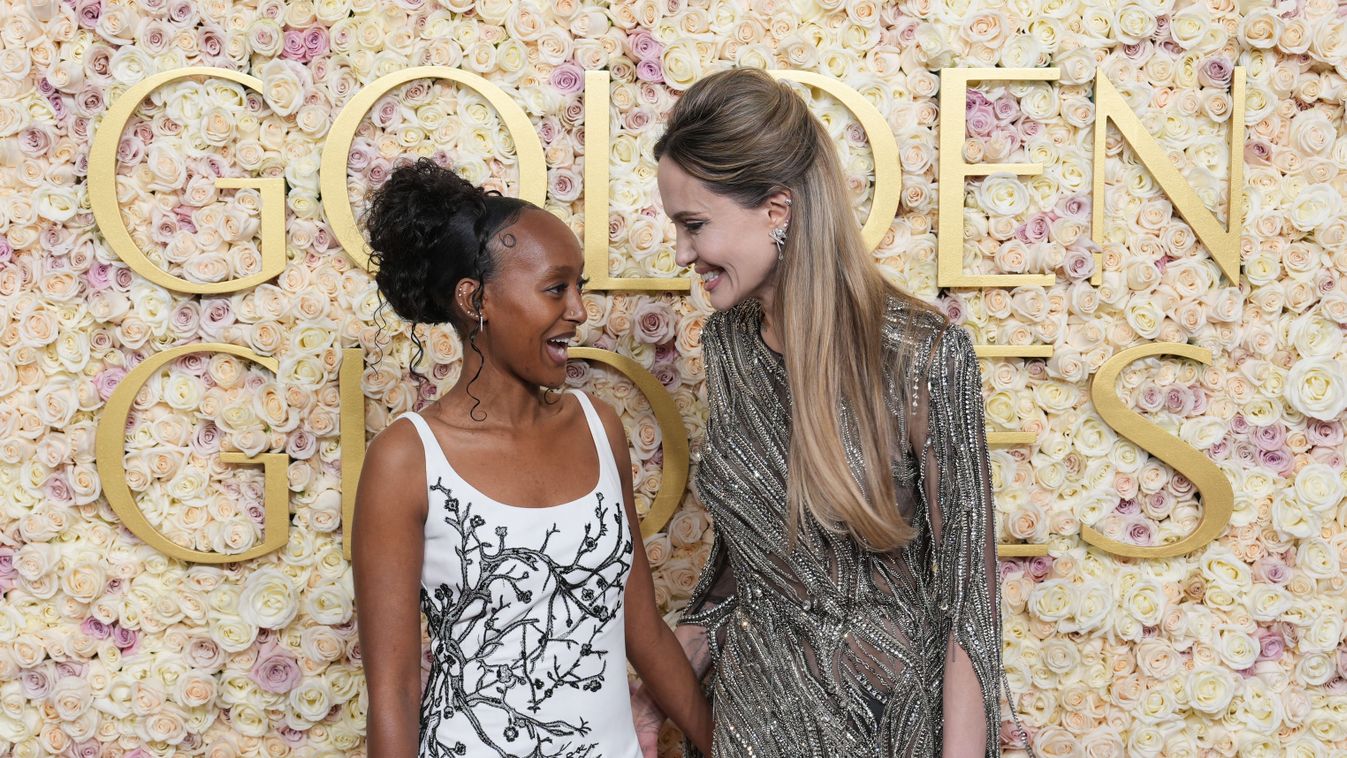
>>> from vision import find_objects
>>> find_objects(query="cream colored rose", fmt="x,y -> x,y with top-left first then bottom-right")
304,580 -> 353,626
1214,627 -> 1258,670
1240,8 -> 1282,48
1184,665 -> 1235,715
1285,358 -> 1347,421
974,174 -> 1029,216
1288,185 -> 1337,233
1028,578 -> 1074,623
48,677 -> 91,722
1249,585 -> 1290,621
288,677 -> 333,724
1295,600 -> 1339,650
237,568 -> 298,631
661,40 -> 702,91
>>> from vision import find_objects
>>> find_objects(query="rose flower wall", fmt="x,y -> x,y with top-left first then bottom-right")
2,0 -> 1347,756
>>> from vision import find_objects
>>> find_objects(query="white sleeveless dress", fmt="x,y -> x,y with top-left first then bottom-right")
402,390 -> 641,758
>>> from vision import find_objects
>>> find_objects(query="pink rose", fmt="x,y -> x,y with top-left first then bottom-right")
111,625 -> 138,652
633,301 -> 675,345
20,669 -> 50,700
1063,249 -> 1094,280
76,0 -> 100,28
1307,420 -> 1343,447
250,643 -> 302,693
81,617 -> 112,639
1251,423 -> 1286,452
627,30 -> 663,60
966,102 -> 995,136
303,26 -> 329,57
636,58 -> 664,83
549,63 -> 584,95
1257,630 -> 1285,661
1026,555 -> 1053,581
1016,212 -> 1052,244
1057,194 -> 1090,219
1252,556 -> 1289,584
1257,448 -> 1293,475
1198,56 -> 1233,88
1126,519 -> 1155,545
94,367 -> 126,401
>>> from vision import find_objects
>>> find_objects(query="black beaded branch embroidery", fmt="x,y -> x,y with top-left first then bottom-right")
418,481 -> 632,758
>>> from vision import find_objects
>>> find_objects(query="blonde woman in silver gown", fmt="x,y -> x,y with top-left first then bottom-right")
629,68 -> 1021,757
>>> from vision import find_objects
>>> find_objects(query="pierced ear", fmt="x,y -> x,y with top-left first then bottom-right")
454,279 -> 483,323
765,189 -> 793,227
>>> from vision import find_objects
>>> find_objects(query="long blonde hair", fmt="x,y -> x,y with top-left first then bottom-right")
657,68 -> 936,552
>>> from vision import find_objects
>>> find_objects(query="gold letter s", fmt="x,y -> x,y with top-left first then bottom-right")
1085,343 -> 1233,558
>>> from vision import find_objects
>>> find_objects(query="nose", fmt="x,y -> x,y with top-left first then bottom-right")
673,232 -> 696,269
564,287 -> 585,324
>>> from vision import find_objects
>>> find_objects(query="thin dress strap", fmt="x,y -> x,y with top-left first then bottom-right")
400,411 -> 451,471
567,390 -> 620,485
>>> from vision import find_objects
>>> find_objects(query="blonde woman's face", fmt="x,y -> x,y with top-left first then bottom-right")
657,156 -> 785,311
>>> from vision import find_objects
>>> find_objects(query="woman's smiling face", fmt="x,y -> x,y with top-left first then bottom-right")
656,156 -> 785,311
475,209 -> 587,389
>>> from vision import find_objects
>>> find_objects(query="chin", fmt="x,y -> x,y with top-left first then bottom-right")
534,370 -> 568,391
707,286 -> 741,311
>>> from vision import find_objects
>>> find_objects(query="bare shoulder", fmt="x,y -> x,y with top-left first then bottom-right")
356,416 -> 429,519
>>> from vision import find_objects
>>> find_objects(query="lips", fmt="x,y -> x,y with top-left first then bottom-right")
544,333 -> 573,365
697,266 -> 725,292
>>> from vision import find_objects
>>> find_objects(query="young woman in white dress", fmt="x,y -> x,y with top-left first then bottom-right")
352,159 -> 711,758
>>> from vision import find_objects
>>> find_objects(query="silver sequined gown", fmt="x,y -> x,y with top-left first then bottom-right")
683,298 -> 1004,757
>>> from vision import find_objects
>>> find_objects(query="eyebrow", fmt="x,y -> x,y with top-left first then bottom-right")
670,211 -> 703,223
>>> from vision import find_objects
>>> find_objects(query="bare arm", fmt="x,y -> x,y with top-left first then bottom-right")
352,420 -> 428,758
591,396 -> 713,756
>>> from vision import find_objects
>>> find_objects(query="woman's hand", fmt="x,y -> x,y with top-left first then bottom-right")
630,681 -> 665,758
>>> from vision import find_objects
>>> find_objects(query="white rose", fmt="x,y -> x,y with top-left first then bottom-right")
1123,580 -> 1166,626
1300,612 -> 1343,653
304,580 -> 353,625
1272,496 -> 1318,539
1028,578 -> 1075,623
1184,665 -> 1235,715
33,186 -> 78,222
1285,358 -> 1347,420
1290,314 -> 1343,359
1287,185 -> 1338,233
288,677 -> 332,724
1249,584 -> 1291,621
258,59 -> 312,118
660,40 -> 702,91
1292,464 -> 1345,513
237,568 -> 299,629
1214,627 -> 1258,670
975,174 -> 1030,216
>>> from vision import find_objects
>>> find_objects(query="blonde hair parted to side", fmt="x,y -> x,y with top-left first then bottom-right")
657,68 -> 937,552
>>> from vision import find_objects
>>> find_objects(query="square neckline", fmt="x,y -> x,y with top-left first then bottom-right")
406,389 -> 609,512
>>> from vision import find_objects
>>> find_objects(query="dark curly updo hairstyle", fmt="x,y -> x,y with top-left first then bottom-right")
364,159 -> 534,417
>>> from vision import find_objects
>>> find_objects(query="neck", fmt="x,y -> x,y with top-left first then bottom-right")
440,345 -> 552,428
756,285 -> 784,354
